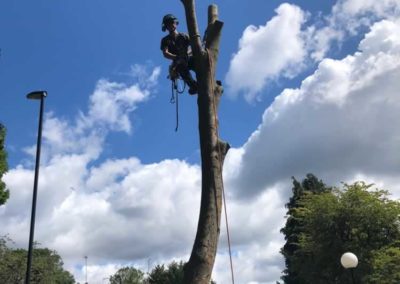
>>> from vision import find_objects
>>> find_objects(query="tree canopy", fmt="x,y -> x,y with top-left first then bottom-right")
365,242 -> 400,283
0,237 -> 75,283
280,174 -> 331,284
280,177 -> 400,283
110,266 -> 145,284
0,124 -> 9,205
148,261 -> 184,284
108,261 -> 216,284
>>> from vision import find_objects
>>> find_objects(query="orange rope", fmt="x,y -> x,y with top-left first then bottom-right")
207,48 -> 235,284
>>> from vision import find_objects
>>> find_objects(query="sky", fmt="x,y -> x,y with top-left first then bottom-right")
1,0 -> 400,283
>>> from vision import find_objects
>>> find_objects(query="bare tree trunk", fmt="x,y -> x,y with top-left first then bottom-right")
180,1 -> 230,283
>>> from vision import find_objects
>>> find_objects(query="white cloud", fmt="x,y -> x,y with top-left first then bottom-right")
228,18 -> 400,201
0,58 -> 289,283
308,0 -> 400,60
213,186 -> 286,283
23,65 -> 158,164
215,241 -> 284,284
85,79 -> 149,134
305,25 -> 344,61
332,0 -> 400,28
226,3 -> 307,102
225,0 -> 400,102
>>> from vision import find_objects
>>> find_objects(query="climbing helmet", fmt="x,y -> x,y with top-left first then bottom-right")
162,14 -> 179,31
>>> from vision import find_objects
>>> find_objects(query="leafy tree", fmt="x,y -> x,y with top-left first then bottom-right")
148,261 -> 216,284
0,124 -> 9,205
108,261 -> 216,284
0,237 -> 75,283
110,266 -> 145,284
148,261 -> 184,284
281,181 -> 400,283
365,242 -> 400,283
148,264 -> 169,284
280,174 -> 331,283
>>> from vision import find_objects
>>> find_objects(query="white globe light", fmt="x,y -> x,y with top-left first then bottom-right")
341,252 -> 358,268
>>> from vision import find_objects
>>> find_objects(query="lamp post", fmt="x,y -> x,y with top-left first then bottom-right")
25,91 -> 47,284
85,255 -> 88,284
341,252 -> 358,284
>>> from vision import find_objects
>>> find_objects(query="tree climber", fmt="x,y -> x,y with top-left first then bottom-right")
160,14 -> 198,95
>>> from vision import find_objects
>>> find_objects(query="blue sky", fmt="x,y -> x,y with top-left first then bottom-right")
1,0 -> 400,283
1,0 -> 335,167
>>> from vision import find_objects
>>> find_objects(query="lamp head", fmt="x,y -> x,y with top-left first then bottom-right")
27,91 -> 47,100
341,252 -> 358,268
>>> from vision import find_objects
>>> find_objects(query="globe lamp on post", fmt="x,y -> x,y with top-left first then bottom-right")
341,252 -> 358,284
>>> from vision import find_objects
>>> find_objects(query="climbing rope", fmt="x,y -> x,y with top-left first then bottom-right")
169,74 -> 186,132
207,48 -> 235,284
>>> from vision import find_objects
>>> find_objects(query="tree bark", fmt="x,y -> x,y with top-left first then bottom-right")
180,1 -> 230,283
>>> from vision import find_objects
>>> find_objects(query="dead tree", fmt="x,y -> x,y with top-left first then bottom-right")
180,1 -> 230,283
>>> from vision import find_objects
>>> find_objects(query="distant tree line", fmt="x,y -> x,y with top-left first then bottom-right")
108,261 -> 216,284
0,236 -> 75,283
280,174 -> 400,283
0,235 -> 217,284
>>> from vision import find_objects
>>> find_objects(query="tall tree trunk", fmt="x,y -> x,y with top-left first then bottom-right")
180,1 -> 230,283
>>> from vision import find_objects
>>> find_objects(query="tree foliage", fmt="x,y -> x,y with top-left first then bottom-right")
365,242 -> 400,283
148,261 -> 185,284
280,174 -> 331,283
110,266 -> 145,284
0,237 -> 75,283
0,124 -> 9,205
108,261 -> 216,284
280,178 -> 400,283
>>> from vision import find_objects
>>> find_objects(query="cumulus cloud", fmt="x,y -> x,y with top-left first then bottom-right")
0,56 -> 288,284
226,0 -> 400,102
213,186 -> 286,283
23,66 -> 158,163
228,18 -> 400,200
332,0 -> 400,31
308,0 -> 400,61
226,3 -> 307,102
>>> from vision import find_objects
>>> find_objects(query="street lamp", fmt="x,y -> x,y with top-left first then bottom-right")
341,252 -> 358,284
85,255 -> 88,284
25,91 -> 47,284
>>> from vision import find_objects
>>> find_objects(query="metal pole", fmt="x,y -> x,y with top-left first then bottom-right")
351,268 -> 356,284
85,256 -> 88,284
25,95 -> 45,284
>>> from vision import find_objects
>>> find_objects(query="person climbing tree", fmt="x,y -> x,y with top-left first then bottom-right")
160,14 -> 198,95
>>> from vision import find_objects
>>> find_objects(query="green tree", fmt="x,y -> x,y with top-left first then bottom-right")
0,237 -> 25,283
364,242 -> 400,283
148,261 -> 216,284
148,264 -> 169,284
110,266 -> 145,284
280,174 -> 331,283
0,124 -> 9,205
148,261 -> 184,284
282,182 -> 400,283
0,237 -> 75,284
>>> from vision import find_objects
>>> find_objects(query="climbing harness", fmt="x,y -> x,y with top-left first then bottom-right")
207,48 -> 235,284
168,64 -> 186,132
